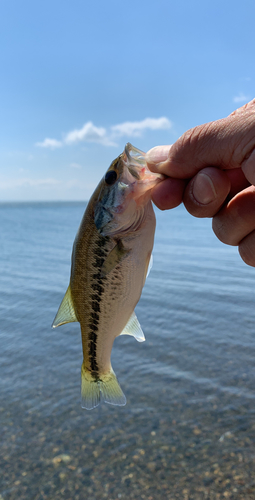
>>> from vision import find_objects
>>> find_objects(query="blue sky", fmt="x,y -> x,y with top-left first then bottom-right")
1,0 -> 254,201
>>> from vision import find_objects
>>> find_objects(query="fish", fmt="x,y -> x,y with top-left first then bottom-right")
52,143 -> 163,410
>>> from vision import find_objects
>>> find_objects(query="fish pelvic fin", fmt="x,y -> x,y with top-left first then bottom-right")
119,311 -> 145,342
81,363 -> 126,410
52,285 -> 78,328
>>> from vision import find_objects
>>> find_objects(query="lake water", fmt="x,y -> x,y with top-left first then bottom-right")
1,202 -> 255,500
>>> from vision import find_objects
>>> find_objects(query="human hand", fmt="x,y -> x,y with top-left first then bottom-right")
146,99 -> 255,267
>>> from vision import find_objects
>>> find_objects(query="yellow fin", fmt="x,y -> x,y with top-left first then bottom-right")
81,364 -> 100,410
119,311 -> 145,342
146,254 -> 153,279
52,285 -> 78,328
81,363 -> 126,410
100,239 -> 130,277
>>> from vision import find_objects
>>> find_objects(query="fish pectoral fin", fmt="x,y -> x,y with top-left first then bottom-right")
81,364 -> 126,410
119,311 -> 145,342
100,239 -> 131,277
52,285 -> 78,328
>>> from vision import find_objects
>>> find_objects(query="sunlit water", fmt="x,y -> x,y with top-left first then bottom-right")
1,202 -> 255,500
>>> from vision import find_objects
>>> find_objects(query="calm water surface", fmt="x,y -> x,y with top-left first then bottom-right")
1,202 -> 255,500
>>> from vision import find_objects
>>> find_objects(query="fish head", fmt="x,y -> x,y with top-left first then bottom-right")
94,143 -> 163,236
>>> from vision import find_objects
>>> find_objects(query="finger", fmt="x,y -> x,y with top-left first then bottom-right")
183,167 -> 231,218
151,177 -> 187,210
225,168 -> 250,198
242,146 -> 255,185
146,145 -> 172,172
146,98 -> 255,179
212,185 -> 255,245
239,230 -> 255,267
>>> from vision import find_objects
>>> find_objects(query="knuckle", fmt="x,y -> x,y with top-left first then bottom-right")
228,104 -> 255,166
177,122 -> 216,156
230,98 -> 255,118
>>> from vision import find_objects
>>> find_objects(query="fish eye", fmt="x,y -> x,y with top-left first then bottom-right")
105,170 -> 117,185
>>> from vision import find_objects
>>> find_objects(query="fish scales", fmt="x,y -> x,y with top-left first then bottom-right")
52,143 -> 163,409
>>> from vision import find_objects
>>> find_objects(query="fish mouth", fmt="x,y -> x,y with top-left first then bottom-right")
124,143 -> 145,180
123,143 -> 164,194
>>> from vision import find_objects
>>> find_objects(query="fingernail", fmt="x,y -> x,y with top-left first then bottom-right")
146,145 -> 171,164
192,172 -> 217,205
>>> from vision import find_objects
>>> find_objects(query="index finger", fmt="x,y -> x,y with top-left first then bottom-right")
146,99 -> 255,179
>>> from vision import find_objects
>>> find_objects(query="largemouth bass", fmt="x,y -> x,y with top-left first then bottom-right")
52,143 -> 163,410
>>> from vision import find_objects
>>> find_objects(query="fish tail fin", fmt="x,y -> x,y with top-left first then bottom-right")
99,368 -> 126,407
81,364 -> 100,410
81,363 -> 126,410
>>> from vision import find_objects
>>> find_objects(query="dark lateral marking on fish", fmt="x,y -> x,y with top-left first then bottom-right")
91,312 -> 99,321
89,317 -> 98,325
89,317 -> 99,327
89,318 -> 98,328
91,301 -> 100,313
94,246 -> 108,258
88,235 -> 109,377
91,293 -> 99,301
89,325 -> 98,334
91,283 -> 104,293
90,332 -> 97,344
95,256 -> 104,267
92,273 -> 105,281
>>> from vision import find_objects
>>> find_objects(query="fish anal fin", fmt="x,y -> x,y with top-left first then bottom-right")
52,285 -> 78,328
119,311 -> 145,342
101,239 -> 130,278
81,364 -> 126,410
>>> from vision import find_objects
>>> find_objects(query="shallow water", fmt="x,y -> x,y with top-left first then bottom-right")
1,202 -> 255,499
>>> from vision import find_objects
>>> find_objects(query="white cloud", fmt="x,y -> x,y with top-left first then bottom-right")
0,178 -> 60,189
36,138 -> 62,149
35,116 -> 172,150
64,121 -> 116,146
111,117 -> 172,137
233,93 -> 250,104
27,178 -> 61,187
0,176 -> 95,201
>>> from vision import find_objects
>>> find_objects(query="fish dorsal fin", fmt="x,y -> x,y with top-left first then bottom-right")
52,285 -> 78,328
101,239 -> 130,278
119,311 -> 145,342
